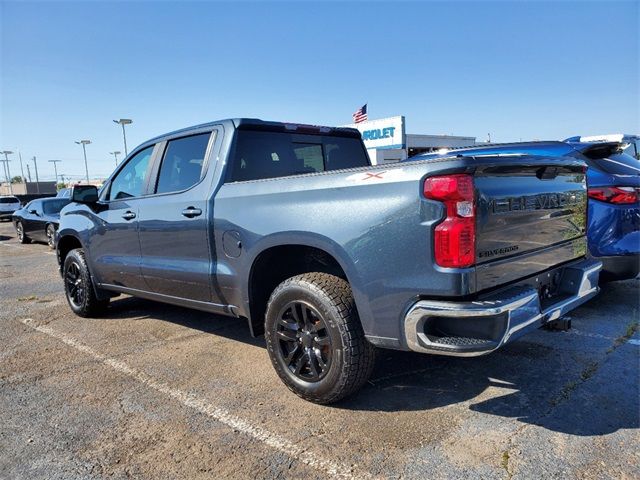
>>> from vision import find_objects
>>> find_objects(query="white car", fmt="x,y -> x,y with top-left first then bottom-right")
0,196 -> 21,221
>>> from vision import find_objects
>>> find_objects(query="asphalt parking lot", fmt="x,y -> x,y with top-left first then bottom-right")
0,220 -> 638,480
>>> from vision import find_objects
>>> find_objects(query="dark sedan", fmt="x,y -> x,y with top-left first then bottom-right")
13,198 -> 70,248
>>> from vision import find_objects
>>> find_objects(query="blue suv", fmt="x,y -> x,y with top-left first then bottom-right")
406,134 -> 640,281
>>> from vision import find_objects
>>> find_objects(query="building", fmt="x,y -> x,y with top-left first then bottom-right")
341,115 -> 476,165
0,181 -> 57,196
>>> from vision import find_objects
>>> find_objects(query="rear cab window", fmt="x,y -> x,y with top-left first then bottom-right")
0,196 -> 19,204
227,130 -> 369,182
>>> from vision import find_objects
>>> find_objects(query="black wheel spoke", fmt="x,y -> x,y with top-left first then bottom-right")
315,335 -> 330,346
276,329 -> 298,342
293,351 -> 307,375
284,344 -> 300,366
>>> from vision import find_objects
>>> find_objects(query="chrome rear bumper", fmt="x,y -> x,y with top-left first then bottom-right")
404,258 -> 601,356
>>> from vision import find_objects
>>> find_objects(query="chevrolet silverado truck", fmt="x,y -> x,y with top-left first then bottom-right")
56,119 -> 601,404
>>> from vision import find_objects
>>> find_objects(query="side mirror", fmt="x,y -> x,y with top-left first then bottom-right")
28,209 -> 38,215
72,185 -> 99,204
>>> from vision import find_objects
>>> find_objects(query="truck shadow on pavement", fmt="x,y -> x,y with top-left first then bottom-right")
105,288 -> 639,437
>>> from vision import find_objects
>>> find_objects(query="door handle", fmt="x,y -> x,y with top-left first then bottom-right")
122,211 -> 136,220
181,207 -> 202,218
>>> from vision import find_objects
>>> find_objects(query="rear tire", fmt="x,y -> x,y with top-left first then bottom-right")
63,248 -> 109,317
46,224 -> 56,249
15,221 -> 30,244
265,272 -> 375,404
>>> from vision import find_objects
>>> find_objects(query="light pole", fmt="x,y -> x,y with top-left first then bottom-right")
75,140 -> 91,184
1,150 -> 14,194
48,159 -> 62,185
18,152 -> 25,182
113,118 -> 132,156
32,156 -> 40,193
109,150 -> 121,167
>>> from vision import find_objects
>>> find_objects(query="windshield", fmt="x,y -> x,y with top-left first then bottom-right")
0,197 -> 19,204
42,199 -> 70,214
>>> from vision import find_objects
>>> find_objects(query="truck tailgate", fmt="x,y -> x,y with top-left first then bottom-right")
473,161 -> 587,290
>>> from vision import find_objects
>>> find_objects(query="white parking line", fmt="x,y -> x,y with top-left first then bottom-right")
19,318 -> 369,480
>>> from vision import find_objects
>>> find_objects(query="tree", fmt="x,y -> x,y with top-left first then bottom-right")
11,176 -> 23,184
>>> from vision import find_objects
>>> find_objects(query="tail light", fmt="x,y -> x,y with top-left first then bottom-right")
424,174 -> 475,268
588,186 -> 639,205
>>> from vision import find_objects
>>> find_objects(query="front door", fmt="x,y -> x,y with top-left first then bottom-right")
137,130 -> 216,303
90,144 -> 156,290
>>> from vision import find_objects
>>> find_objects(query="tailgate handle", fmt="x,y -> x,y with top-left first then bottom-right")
182,207 -> 202,218
536,166 -> 559,180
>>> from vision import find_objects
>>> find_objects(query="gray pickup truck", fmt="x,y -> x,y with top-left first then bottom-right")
57,119 -> 601,403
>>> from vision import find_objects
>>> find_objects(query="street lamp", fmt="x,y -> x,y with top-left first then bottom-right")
32,156 -> 40,193
48,159 -> 62,185
1,150 -> 14,194
109,150 -> 121,167
113,118 -> 132,156
75,140 -> 92,184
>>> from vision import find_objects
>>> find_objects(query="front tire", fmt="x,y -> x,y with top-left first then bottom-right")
265,272 -> 375,404
63,248 -> 109,317
15,221 -> 31,244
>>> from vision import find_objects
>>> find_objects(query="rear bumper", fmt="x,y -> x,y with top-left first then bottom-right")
404,258 -> 601,356
0,211 -> 16,219
597,254 -> 640,281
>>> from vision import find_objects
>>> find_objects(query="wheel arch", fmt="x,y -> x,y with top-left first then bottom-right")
245,234 -> 363,337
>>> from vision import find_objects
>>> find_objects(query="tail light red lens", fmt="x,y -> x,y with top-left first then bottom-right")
588,186 -> 639,205
424,174 -> 475,268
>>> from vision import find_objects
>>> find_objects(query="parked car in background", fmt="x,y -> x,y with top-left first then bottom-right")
56,188 -> 71,198
56,118 -> 600,404
405,134 -> 640,281
0,195 -> 21,221
13,197 -> 70,248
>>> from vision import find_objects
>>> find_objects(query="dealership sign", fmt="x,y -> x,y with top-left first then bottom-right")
342,115 -> 406,150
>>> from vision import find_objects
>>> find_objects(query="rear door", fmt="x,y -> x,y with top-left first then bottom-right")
137,129 -> 218,302
90,144 -> 157,290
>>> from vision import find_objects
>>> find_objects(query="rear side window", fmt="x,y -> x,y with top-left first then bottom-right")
155,133 -> 211,194
592,153 -> 640,176
0,197 -> 19,203
108,146 -> 154,200
43,199 -> 70,214
228,130 -> 369,182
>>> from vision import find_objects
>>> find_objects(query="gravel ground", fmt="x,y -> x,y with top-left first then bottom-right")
0,220 -> 638,479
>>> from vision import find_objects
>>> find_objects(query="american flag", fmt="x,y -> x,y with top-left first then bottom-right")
352,104 -> 368,123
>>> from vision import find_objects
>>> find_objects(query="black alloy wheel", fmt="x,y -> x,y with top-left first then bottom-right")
265,272 -> 376,404
65,259 -> 86,310
275,301 -> 332,382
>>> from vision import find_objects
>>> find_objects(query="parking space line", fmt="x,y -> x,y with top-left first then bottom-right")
19,318 -> 369,480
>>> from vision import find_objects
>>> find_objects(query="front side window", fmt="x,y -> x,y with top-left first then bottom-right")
155,133 -> 211,194
108,145 -> 154,200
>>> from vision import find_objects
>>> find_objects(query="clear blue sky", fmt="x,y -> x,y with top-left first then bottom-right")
1,0 -> 638,180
